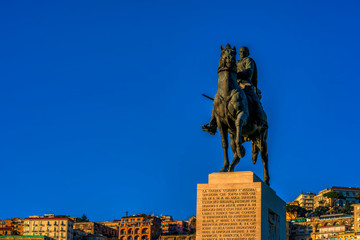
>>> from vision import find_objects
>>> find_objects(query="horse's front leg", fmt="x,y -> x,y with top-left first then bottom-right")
235,112 -> 247,158
217,119 -> 229,172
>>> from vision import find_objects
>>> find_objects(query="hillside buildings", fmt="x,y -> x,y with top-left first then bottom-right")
73,222 -> 117,239
160,221 -> 188,235
23,215 -> 74,240
118,214 -> 161,240
0,219 -> 24,236
97,222 -> 120,233
355,203 -> 360,233
314,187 -> 360,209
288,186 -> 360,239
293,193 -> 315,212
0,236 -> 51,240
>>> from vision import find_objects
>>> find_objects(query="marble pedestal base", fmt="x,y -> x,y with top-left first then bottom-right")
196,172 -> 286,240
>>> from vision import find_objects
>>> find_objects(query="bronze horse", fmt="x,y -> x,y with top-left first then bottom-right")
212,44 -> 270,185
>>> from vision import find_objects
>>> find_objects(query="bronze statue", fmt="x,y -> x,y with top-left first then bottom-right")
202,44 -> 270,185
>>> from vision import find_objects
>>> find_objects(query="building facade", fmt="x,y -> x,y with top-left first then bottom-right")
0,236 -> 50,240
288,213 -> 354,240
336,231 -> 360,240
0,218 -> 24,236
97,221 -> 121,233
355,203 -> 360,233
159,235 -> 195,240
0,220 -> 14,236
314,187 -> 360,209
293,193 -> 315,212
159,217 -> 172,223
118,214 -> 161,240
23,215 -> 74,240
161,221 -> 188,235
73,222 -> 117,239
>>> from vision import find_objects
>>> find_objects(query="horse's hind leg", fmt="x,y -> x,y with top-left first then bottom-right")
217,121 -> 229,172
251,140 -> 260,164
228,133 -> 240,172
259,129 -> 270,185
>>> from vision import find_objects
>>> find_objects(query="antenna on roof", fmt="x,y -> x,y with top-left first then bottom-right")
126,211 -> 128,217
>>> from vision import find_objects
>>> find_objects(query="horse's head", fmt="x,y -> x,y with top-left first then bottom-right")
218,44 -> 237,73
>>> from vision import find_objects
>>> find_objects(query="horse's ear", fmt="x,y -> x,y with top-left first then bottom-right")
221,45 -> 224,50
233,46 -> 236,52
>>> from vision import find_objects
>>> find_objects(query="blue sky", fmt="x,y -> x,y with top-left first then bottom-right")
1,0 -> 359,221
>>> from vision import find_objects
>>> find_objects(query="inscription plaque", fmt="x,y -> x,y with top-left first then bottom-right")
198,188 -> 259,240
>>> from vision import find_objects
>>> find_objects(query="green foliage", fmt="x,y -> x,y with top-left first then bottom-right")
80,214 -> 89,222
286,205 -> 307,217
323,191 -> 345,200
314,206 -> 329,216
340,203 -> 354,215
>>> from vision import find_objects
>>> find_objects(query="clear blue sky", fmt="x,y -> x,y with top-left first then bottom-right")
1,0 -> 359,222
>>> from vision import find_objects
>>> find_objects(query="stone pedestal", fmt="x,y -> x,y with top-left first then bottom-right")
196,172 -> 286,240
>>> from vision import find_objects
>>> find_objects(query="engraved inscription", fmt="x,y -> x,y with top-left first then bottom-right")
199,188 -> 258,240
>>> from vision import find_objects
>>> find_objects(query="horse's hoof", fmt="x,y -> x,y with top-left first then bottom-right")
264,177 -> 270,186
237,145 -> 246,158
220,165 -> 229,172
228,164 -> 235,172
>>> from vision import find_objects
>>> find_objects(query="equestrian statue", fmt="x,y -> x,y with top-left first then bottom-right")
202,44 -> 270,185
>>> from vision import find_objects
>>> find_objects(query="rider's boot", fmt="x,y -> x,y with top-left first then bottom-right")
202,118 -> 217,135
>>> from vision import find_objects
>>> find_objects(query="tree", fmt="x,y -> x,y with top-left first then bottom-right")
323,191 -> 345,200
80,214 -> 89,222
340,203 -> 354,215
286,205 -> 307,218
323,191 -> 345,210
313,206 -> 329,216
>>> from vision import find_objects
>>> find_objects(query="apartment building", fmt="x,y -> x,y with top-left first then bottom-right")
0,220 -> 13,236
355,203 -> 360,233
161,221 -> 188,235
23,215 -> 74,240
73,222 -> 117,239
118,214 -> 161,240
314,187 -> 360,209
0,219 -> 24,236
97,221 -> 121,232
0,236 -> 50,240
293,193 -> 315,212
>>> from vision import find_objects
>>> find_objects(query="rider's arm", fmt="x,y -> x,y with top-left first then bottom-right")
237,58 -> 254,80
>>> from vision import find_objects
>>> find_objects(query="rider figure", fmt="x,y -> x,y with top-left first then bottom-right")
203,46 -> 267,135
